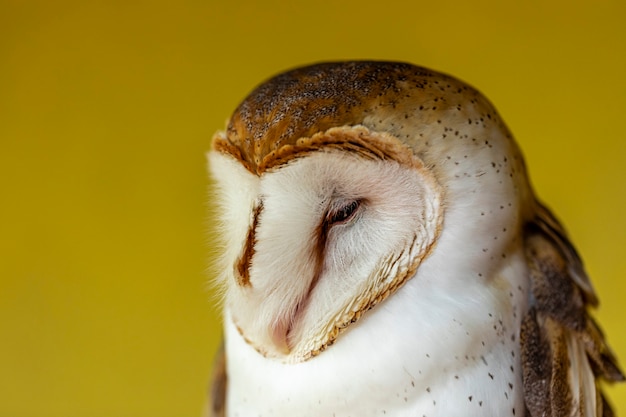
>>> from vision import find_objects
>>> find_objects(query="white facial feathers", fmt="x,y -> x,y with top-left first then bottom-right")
209,128 -> 442,361
208,142 -> 260,291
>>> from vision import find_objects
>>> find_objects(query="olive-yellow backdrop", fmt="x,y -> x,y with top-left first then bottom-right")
1,1 -> 624,416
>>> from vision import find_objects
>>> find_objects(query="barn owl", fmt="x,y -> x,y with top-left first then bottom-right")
207,61 -> 623,417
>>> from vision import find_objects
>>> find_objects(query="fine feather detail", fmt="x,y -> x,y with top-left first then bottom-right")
521,203 -> 624,417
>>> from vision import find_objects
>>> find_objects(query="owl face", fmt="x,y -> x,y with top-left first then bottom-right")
210,127 -> 442,361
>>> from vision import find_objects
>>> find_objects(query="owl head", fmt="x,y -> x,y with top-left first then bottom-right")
208,61 -> 589,363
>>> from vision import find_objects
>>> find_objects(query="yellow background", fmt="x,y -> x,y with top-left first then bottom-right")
1,1 -> 624,416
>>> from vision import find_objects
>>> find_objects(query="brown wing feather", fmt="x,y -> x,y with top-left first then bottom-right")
521,202 -> 624,417
208,341 -> 227,417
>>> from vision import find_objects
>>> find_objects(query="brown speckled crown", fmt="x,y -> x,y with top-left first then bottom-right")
214,61 -> 478,174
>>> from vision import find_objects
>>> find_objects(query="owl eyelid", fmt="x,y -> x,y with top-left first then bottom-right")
327,199 -> 361,225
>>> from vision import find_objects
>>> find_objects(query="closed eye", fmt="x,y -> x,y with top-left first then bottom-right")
328,200 -> 361,225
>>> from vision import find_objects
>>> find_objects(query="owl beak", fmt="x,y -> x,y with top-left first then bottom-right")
270,317 -> 291,355
269,299 -> 308,355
